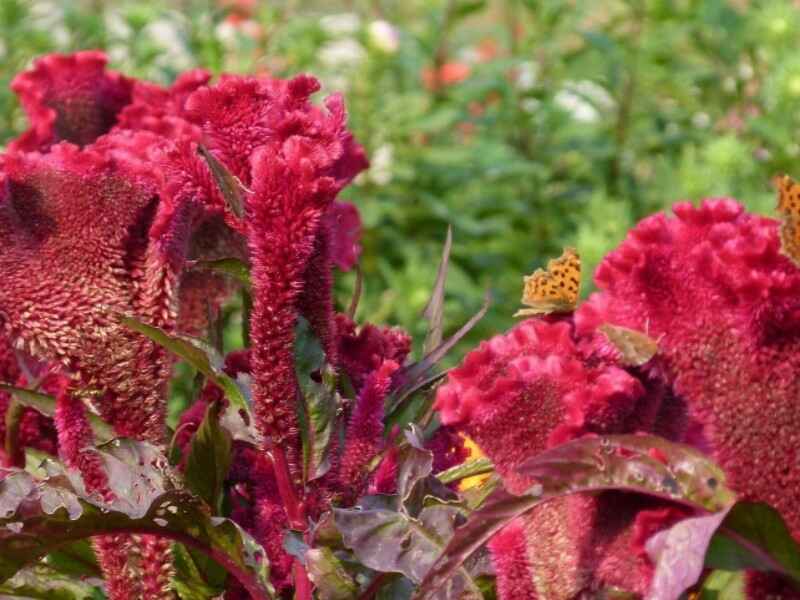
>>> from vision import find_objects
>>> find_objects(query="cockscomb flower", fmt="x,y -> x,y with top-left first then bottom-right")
335,313 -> 412,392
0,143 -> 192,442
579,198 -> 800,595
338,359 -> 399,501
9,51 -> 134,152
436,199 -> 800,597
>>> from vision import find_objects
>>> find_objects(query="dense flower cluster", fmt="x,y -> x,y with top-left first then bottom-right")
436,199 -> 800,598
0,51 -> 376,598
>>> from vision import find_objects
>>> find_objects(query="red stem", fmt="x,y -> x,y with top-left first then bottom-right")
269,446 -> 306,530
293,559 -> 313,600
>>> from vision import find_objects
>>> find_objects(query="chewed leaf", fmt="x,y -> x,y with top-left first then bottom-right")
121,316 -> 251,413
0,564 -> 102,599
599,323 -> 659,366
514,247 -> 580,316
0,438 -> 274,600
334,499 -> 481,600
414,435 -> 735,600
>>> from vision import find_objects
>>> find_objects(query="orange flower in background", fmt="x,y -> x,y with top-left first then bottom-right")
422,61 -> 471,90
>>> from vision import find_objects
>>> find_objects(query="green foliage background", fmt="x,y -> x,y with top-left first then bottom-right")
1,0 -> 797,359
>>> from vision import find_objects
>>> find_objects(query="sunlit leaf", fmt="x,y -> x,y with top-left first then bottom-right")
0,564 -> 101,599
197,144 -> 247,219
305,547 -> 358,600
191,257 -> 251,287
697,570 -> 745,599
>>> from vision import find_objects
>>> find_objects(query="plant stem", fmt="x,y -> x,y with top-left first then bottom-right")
269,446 -> 306,530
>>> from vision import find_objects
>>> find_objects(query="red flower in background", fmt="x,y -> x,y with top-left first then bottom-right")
436,199 -> 800,597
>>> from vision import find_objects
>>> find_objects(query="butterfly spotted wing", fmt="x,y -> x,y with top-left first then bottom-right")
774,174 -> 800,266
599,323 -> 658,367
514,247 -> 580,317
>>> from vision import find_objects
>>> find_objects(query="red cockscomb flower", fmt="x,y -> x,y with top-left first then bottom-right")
9,51 -> 134,152
435,199 -> 800,597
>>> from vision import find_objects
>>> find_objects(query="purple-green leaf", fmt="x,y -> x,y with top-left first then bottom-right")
414,434 -> 735,600
0,439 -> 274,599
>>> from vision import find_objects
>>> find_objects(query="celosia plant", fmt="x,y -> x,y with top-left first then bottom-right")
0,51 -> 798,600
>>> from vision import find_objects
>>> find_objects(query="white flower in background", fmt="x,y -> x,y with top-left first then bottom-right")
320,13 -> 361,36
554,89 -> 599,123
368,20 -> 399,54
105,10 -> 133,40
521,98 -> 540,114
515,61 -> 538,91
30,0 -> 70,48
555,80 -> 615,123
216,19 -> 238,47
144,18 -> 193,71
319,39 -> 365,69
692,112 -> 711,128
370,144 -> 394,186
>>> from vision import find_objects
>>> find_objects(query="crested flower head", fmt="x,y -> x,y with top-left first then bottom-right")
581,198 -> 800,539
10,51 -> 134,152
436,198 -> 800,597
0,143 -> 194,440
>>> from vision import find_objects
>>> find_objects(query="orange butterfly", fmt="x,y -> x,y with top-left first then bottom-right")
514,247 -> 580,317
774,173 -> 800,266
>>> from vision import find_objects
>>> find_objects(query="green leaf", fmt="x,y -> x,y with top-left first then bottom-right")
0,385 -> 114,443
706,502 -> 800,584
183,401 -> 233,513
191,257 -> 251,287
295,318 -> 337,483
0,439 -> 274,600
416,434 -> 736,600
421,226 -> 452,354
436,458 -> 493,485
305,547 -> 358,600
121,317 -> 252,414
43,541 -> 101,579
698,570 -> 745,599
172,543 -> 226,600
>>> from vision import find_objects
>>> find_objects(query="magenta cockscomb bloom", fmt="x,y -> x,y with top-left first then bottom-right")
9,51 -> 134,152
185,74 -> 367,481
338,359 -> 400,500
0,144 -> 192,442
436,199 -> 800,597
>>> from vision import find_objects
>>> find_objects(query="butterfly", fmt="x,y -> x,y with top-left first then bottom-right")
514,247 -> 580,317
774,173 -> 800,266
598,323 -> 658,367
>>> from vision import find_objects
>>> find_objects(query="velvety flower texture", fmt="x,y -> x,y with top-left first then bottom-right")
436,199 -> 800,598
9,51 -> 133,152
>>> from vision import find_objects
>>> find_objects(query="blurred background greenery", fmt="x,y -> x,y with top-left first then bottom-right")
1,0 -> 797,363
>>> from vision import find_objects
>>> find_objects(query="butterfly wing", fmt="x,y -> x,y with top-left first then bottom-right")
514,247 -> 580,316
774,174 -> 800,266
